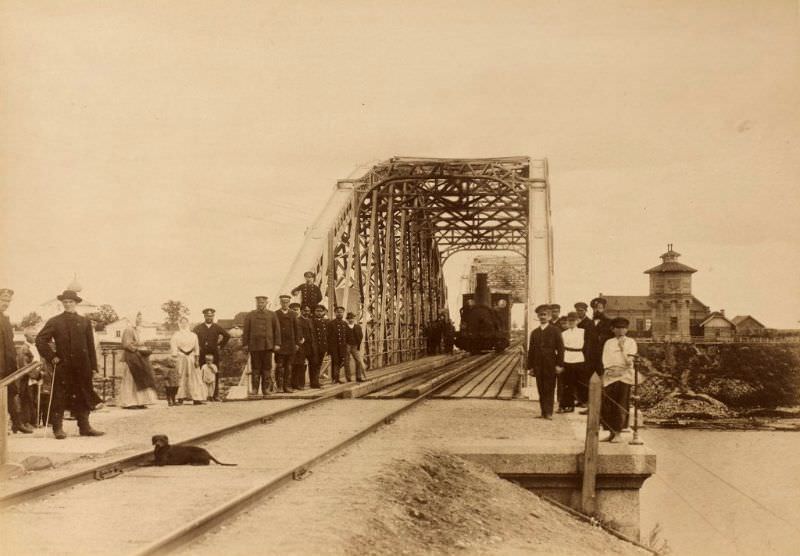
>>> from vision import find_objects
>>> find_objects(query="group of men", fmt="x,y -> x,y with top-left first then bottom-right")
241,271 -> 367,395
424,312 -> 456,355
526,297 -> 637,442
1,288 -> 105,439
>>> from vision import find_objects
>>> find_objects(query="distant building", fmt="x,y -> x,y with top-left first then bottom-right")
700,311 -> 736,342
99,317 -> 165,343
731,315 -> 766,332
600,245 -> 712,341
35,275 -> 99,321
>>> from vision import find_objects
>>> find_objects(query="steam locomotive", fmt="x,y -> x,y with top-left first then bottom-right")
455,273 -> 511,354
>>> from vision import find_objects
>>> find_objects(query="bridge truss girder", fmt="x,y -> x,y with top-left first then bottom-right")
314,157 -> 553,368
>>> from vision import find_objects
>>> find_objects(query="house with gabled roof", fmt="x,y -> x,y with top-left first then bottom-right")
731,315 -> 766,332
700,310 -> 736,342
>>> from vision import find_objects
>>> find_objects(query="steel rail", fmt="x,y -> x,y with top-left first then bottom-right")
132,354 -> 499,556
0,354 -> 473,508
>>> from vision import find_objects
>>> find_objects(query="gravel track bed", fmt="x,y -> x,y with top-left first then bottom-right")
1,399 -> 408,555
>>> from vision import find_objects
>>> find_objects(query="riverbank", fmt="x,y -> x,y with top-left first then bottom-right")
643,405 -> 800,431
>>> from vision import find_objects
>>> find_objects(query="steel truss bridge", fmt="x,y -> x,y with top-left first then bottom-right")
277,157 -> 554,368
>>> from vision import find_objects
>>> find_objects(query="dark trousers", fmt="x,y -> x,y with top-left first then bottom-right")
559,363 -> 581,409
308,356 -> 322,388
535,371 -> 556,417
575,363 -> 595,405
601,381 -> 631,433
330,353 -> 346,382
250,350 -> 273,394
274,353 -> 293,391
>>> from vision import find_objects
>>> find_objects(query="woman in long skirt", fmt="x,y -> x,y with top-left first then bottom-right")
119,313 -> 159,409
171,317 -> 206,405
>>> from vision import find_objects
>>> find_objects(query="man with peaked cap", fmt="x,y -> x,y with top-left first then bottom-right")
1,288 -> 35,433
549,304 -> 566,330
327,306 -> 349,384
291,304 -> 316,389
193,308 -> 231,401
35,290 -> 104,438
526,304 -> 564,419
600,317 -> 637,443
309,304 -> 329,388
590,297 -> 614,375
274,294 -> 303,393
291,272 -> 323,315
573,301 -> 597,407
558,312 -> 584,413
242,296 -> 281,395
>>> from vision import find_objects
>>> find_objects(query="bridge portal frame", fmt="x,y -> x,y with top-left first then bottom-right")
297,157 -> 553,369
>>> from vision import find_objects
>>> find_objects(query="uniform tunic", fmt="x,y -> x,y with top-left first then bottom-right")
526,323 -> 564,418
290,283 -> 323,312
327,318 -> 349,381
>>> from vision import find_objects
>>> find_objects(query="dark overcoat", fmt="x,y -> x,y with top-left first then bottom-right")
242,309 -> 281,352
312,317 -> 329,360
275,309 -> 303,355
297,316 -> 317,360
0,314 -> 16,378
327,318 -> 349,360
526,325 -> 564,377
591,313 -> 614,373
35,312 -> 98,412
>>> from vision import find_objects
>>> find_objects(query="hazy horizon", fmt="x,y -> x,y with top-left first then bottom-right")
2,1 -> 798,328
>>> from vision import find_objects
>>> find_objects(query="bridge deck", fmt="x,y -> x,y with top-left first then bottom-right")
433,349 -> 523,400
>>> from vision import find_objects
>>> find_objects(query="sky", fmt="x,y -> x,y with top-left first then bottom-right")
1,0 -> 798,327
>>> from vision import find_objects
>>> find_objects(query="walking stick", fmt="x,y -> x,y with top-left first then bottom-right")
35,381 -> 42,429
43,361 -> 58,438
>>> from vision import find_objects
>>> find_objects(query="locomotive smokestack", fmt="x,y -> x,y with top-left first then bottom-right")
474,273 -> 491,307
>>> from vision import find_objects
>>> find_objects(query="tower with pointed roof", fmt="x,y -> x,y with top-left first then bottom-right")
645,244 -> 697,340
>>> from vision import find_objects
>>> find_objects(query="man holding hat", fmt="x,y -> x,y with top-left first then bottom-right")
274,295 -> 303,393
193,308 -> 231,401
242,296 -> 281,395
291,272 -> 323,314
1,288 -> 35,434
526,304 -> 564,419
573,302 -> 597,406
35,290 -> 104,438
600,317 -> 637,443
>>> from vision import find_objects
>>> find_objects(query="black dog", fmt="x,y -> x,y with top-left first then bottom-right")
151,434 -> 237,466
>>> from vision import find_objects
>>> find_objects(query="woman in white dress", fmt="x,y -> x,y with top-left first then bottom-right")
171,317 -> 206,405
119,313 -> 159,409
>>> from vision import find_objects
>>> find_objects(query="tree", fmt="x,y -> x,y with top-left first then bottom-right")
162,300 -> 190,331
85,304 -> 119,331
19,312 -> 43,330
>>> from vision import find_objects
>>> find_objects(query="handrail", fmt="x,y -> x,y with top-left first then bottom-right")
0,361 -> 42,389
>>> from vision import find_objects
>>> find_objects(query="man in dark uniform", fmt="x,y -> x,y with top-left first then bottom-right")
242,296 -> 281,396
310,304 -> 329,388
526,304 -> 564,419
274,295 -> 303,393
440,311 -> 455,354
35,290 -> 104,439
326,306 -> 349,384
291,272 -> 323,314
1,288 -> 35,434
573,301 -> 597,407
549,304 -> 566,330
193,308 -> 231,401
425,318 -> 442,355
292,304 -> 316,390
590,297 -> 614,375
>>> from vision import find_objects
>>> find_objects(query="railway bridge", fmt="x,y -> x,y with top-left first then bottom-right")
275,156 -> 554,368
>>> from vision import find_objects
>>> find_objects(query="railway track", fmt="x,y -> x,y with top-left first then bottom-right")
0,353 -> 510,556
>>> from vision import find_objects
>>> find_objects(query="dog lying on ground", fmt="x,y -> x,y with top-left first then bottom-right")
151,434 -> 237,466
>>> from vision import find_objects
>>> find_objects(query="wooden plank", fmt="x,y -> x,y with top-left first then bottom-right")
484,355 -> 517,398
450,356 -> 504,398
497,348 -> 524,399
433,364 -> 484,397
466,354 -> 514,398
581,373 -> 602,515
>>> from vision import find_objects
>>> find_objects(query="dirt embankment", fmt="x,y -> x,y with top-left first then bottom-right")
346,452 -> 650,556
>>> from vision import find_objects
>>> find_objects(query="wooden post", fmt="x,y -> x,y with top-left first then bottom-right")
581,373 -> 602,515
0,387 -> 7,464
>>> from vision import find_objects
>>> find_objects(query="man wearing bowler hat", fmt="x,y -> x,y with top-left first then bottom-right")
193,308 -> 231,401
526,304 -> 564,419
242,296 -> 281,395
291,272 -> 323,314
35,289 -> 104,438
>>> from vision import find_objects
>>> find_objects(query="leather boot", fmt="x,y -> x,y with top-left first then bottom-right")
51,413 -> 67,440
76,412 -> 105,437
282,366 -> 293,393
